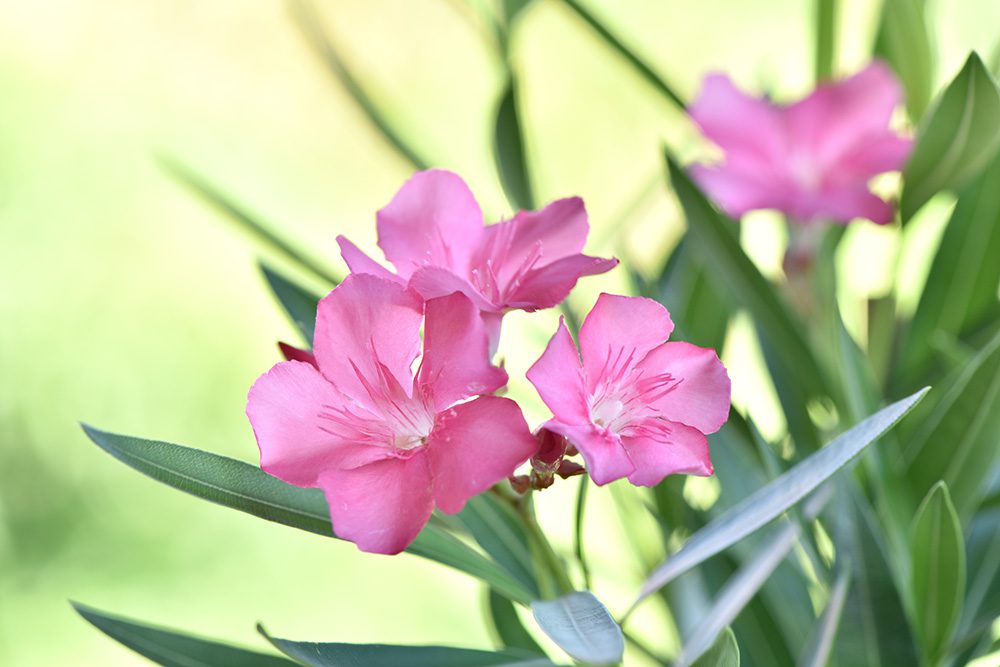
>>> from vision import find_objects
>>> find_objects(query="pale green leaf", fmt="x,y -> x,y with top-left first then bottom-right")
531,591 -> 624,665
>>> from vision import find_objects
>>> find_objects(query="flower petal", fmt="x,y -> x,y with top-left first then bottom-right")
408,265 -> 496,311
621,420 -> 713,487
690,164 -> 784,219
376,169 -> 484,279
318,453 -> 434,554
578,293 -> 674,389
427,396 -> 536,514
313,274 -> 424,406
477,197 -> 589,279
506,254 -> 619,311
544,420 -> 633,486
814,186 -> 897,225
419,292 -> 508,410
526,318 -> 590,424
336,235 -> 404,284
637,341 -> 731,434
278,341 -> 318,368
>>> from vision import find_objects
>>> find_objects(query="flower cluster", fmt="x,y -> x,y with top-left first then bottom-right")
246,170 -> 731,553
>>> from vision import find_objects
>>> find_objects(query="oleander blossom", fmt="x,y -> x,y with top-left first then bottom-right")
527,294 -> 731,486
247,274 -> 537,554
689,61 -> 913,225
337,169 -> 618,347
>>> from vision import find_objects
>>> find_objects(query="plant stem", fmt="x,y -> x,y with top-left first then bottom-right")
516,494 -> 575,596
574,477 -> 593,590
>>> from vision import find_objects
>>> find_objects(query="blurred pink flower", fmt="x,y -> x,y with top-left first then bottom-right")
247,274 -> 536,554
689,61 -> 912,224
338,169 -> 618,347
527,294 -> 730,486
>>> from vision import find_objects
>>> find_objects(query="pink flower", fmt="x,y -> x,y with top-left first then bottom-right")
337,170 -> 618,346
689,61 -> 912,225
247,274 -> 537,554
526,294 -> 731,486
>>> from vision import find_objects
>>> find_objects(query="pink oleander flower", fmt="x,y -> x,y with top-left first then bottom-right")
247,274 -> 537,554
526,294 -> 731,486
337,169 -> 618,347
689,61 -> 913,225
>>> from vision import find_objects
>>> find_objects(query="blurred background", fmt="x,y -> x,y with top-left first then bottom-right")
1,1 -> 997,664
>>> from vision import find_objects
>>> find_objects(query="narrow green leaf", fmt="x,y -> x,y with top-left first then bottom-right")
493,77 -> 535,211
633,388 -> 928,607
910,482 -> 966,665
901,52 -> 1000,221
814,0 -> 837,82
81,426 -> 536,605
458,494 -> 540,598
260,626 -> 557,667
73,603 -> 296,667
259,262 -> 323,347
690,627 -> 740,667
287,0 -> 429,170
559,0 -> 685,110
797,568 -> 850,667
665,153 -> 832,403
955,503 -> 1000,655
531,591 -> 624,665
488,589 -> 545,654
874,0 -> 934,120
162,159 -> 340,285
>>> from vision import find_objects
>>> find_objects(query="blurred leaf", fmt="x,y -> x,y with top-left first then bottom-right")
558,0 -> 685,110
261,626 -> 557,667
633,388 -> 928,606
897,152 -> 1000,387
675,522 -> 799,667
531,591 -> 624,665
797,568 -> 849,667
82,426 -> 536,605
494,77 -> 535,211
901,52 -> 1000,221
874,0 -> 934,120
288,0 -> 429,170
259,262 -> 323,347
901,328 -> 1000,519
73,603 -> 296,667
665,153 -> 832,404
502,0 -> 535,29
488,589 -> 545,654
458,493 -> 541,599
910,482 -> 966,665
814,0 -> 837,82
691,627 -> 740,667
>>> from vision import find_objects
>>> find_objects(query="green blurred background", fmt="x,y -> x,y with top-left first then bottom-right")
1,1 -> 997,664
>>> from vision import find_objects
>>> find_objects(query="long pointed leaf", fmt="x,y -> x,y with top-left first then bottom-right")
797,568 -> 850,667
874,0 -> 934,120
488,589 -> 545,654
691,627 -> 740,667
531,591 -> 624,666
259,262 -> 323,347
494,76 -> 535,211
458,493 -> 540,599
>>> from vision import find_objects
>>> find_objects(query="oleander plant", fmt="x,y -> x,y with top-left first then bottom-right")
75,1 -> 1000,666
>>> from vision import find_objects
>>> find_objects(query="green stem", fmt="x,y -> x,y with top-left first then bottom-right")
517,494 -> 575,596
574,477 -> 593,590
815,0 -> 838,82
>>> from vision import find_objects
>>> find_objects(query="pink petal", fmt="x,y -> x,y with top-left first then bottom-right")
408,265 -> 496,311
318,453 -> 434,554
376,169 -> 485,279
526,318 -> 590,424
621,420 -> 713,487
637,342 -> 731,434
336,235 -> 404,284
833,135 -> 913,183
690,164 -> 784,219
418,292 -> 508,410
506,254 -> 619,311
578,294 -> 674,389
313,274 -> 424,406
427,396 -> 536,514
278,341 -> 318,368
544,420 -> 634,486
814,186 -> 897,225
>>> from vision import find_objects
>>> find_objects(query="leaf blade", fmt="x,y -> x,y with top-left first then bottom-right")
691,627 -> 740,667
493,76 -> 535,212
531,591 -> 624,665
259,262 -> 323,347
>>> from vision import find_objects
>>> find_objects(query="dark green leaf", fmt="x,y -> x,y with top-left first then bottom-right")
531,591 -> 624,665
910,482 -> 965,665
73,603 -> 296,667
457,494 -> 540,598
797,568 -> 849,667
814,0 -> 837,82
81,426 -> 536,604
690,627 -> 740,667
488,589 -> 545,654
259,262 -> 323,347
652,235 -> 731,351
901,52 -> 1000,221
956,502 -> 1000,658
493,77 -> 535,211
874,0 -> 934,120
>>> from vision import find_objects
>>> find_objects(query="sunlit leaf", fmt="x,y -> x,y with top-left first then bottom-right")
259,262 -> 323,347
797,568 -> 850,667
494,77 -> 535,211
690,627 -> 740,667
531,591 -> 624,665
875,0 -> 934,120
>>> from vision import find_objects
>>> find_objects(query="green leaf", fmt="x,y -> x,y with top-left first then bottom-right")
901,52 -> 1000,221
259,262 -> 323,347
910,482 -> 966,665
73,603 -> 296,667
955,503 -> 1000,657
493,77 -> 535,211
797,568 -> 850,667
457,494 -> 540,599
665,153 -> 832,404
531,591 -> 624,665
690,627 -> 740,667
900,328 -> 1000,519
814,0 -> 837,82
874,0 -> 934,120
559,0 -> 685,110
287,0 -> 429,171
161,159 -> 340,286
488,589 -> 545,654
633,388 -> 928,607
897,152 -> 1000,387
81,426 -> 536,605
260,626 -> 557,667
